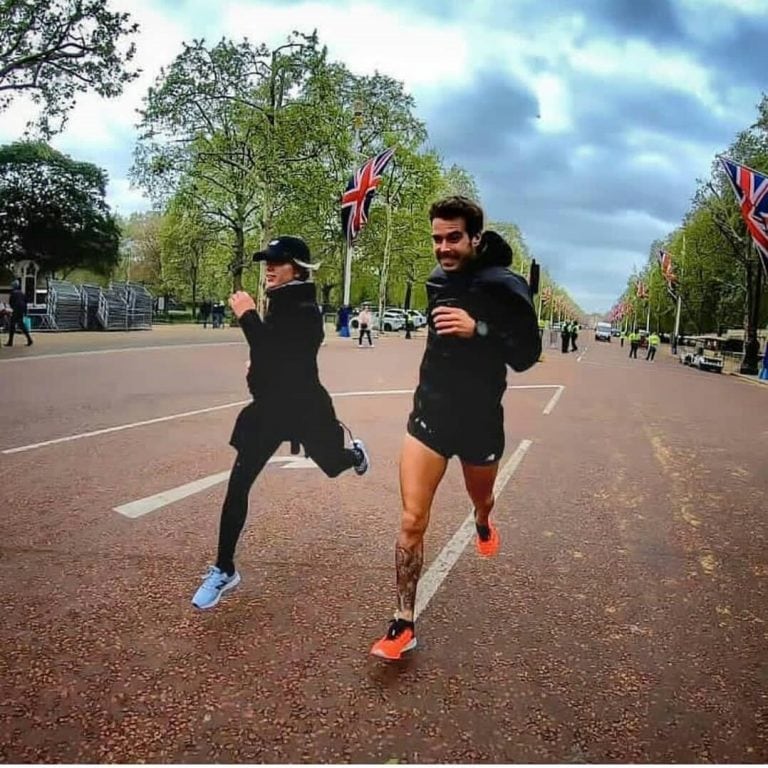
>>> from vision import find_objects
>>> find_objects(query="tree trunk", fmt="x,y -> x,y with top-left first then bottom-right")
190,261 -> 198,320
403,280 -> 412,311
377,203 -> 394,332
232,225 -> 245,292
740,252 -> 760,374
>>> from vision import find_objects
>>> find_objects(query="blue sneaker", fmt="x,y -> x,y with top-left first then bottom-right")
192,566 -> 241,610
351,438 -> 370,476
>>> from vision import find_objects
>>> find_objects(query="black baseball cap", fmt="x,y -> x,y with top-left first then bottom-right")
253,236 -> 318,270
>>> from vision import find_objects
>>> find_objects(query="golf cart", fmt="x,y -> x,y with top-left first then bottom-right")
679,335 -> 724,373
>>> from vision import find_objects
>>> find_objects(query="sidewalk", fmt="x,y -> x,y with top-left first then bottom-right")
731,370 -> 768,387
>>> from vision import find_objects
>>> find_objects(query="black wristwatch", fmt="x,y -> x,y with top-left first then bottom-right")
474,319 -> 489,338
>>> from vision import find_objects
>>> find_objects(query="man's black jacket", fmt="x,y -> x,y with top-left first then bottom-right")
416,231 -> 541,416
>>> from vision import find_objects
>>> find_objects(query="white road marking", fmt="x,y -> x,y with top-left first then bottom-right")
1,400 -> 251,455
3,385 -> 564,454
113,456 -> 315,518
414,438 -> 533,620
542,385 -> 565,415
0,341 -> 243,363
577,345 -> 588,362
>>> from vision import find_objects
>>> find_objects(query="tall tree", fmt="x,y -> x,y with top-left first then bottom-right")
0,0 -> 139,136
0,140 -> 120,275
159,195 -> 218,314
440,163 -> 480,202
132,32 -> 346,295
118,210 -> 163,287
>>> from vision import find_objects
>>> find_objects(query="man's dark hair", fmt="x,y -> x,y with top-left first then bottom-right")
429,196 -> 484,238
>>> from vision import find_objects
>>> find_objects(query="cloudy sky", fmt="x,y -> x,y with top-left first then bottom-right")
2,0 -> 766,312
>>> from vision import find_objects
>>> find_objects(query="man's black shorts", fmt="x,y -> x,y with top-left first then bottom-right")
406,404 -> 505,465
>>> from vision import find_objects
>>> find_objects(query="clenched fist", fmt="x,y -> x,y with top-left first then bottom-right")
229,291 -> 256,319
431,306 -> 477,338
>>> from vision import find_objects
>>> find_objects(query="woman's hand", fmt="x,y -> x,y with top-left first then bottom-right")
229,291 -> 256,319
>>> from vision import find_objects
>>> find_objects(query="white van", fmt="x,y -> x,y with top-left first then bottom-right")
595,321 -> 613,342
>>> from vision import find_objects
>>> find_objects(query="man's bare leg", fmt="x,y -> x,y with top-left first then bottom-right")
460,460 -> 499,528
395,433 -> 448,621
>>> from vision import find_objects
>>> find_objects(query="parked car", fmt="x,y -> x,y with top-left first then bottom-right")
404,309 -> 427,328
679,335 -> 724,373
349,309 -> 405,332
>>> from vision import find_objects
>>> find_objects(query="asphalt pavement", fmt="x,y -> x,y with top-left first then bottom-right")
1,326 -> 766,762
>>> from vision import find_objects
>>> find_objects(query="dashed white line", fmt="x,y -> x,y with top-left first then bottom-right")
542,385 -> 565,415
113,456 -> 314,518
414,438 -> 533,620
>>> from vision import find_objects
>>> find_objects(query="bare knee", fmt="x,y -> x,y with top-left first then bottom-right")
398,507 -> 429,550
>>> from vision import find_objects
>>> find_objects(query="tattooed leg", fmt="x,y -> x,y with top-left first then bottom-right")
395,542 -> 424,621
393,433 -> 448,622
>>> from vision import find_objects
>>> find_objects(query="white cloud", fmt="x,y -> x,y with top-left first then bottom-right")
109,176 -> 152,215
220,0 -> 472,88
533,74 -> 572,133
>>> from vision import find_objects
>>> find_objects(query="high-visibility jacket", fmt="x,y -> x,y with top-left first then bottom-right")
649,333 -> 660,346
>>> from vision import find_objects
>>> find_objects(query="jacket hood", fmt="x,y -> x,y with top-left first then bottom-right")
475,230 -> 513,268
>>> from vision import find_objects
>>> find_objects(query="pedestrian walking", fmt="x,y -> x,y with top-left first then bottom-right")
200,299 -> 212,329
357,304 -> 374,347
646,331 -> 660,361
4,279 -> 32,347
561,320 -> 571,353
570,320 -> 579,352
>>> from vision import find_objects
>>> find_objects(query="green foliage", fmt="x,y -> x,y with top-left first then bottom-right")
0,0 -> 139,136
133,32 -> 354,292
440,163 -> 481,202
0,140 -> 120,275
130,29 -> 577,315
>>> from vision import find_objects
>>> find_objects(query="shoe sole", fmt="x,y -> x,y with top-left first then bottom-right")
192,571 -> 241,610
370,637 -> 418,660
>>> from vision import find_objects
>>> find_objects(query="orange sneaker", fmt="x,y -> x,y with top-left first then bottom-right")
476,522 -> 500,557
370,618 -> 417,660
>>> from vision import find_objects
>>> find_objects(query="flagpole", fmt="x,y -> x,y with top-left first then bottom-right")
339,240 -> 354,338
671,293 -> 682,356
646,302 -> 651,333
343,242 -> 353,308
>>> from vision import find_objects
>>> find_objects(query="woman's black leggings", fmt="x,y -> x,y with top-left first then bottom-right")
215,427 -> 357,575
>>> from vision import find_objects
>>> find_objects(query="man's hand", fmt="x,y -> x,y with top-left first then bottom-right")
431,306 -> 477,338
229,291 -> 256,319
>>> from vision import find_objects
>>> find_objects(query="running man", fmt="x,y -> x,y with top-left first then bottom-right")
192,236 -> 370,610
370,197 -> 542,660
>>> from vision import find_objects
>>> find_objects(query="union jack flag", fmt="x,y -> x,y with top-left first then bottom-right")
658,248 -> 678,299
341,147 -> 396,247
719,156 -> 768,272
636,280 -> 648,300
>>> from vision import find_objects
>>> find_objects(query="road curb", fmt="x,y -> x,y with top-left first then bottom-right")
730,371 -> 768,388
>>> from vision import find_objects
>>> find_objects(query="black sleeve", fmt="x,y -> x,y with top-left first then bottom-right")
238,309 -> 266,348
479,278 -> 542,373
